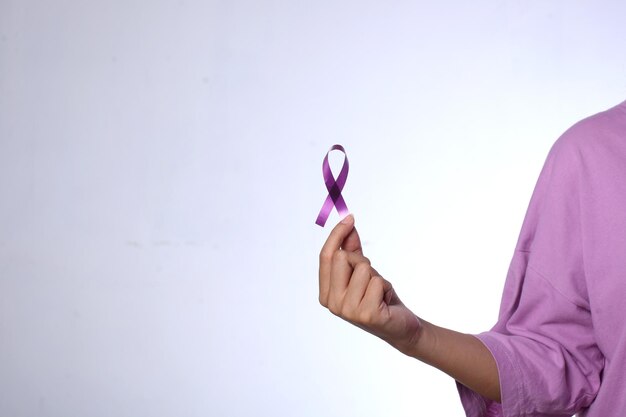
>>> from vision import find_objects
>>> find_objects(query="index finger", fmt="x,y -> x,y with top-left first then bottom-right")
319,214 -> 355,264
319,214 -> 355,305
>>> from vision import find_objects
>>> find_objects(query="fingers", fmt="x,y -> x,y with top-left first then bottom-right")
322,249 -> 390,330
327,250 -> 371,314
342,261 -> 374,316
319,214 -> 357,305
319,214 -> 356,265
361,276 -> 388,316
340,224 -> 363,254
321,249 -> 371,309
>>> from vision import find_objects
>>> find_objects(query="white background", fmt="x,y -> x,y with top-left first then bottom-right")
1,1 -> 626,416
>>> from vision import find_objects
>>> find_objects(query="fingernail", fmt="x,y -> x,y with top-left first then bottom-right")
341,214 -> 354,225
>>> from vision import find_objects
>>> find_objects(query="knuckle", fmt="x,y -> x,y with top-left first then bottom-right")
327,301 -> 341,316
332,250 -> 348,263
319,249 -> 332,264
370,275 -> 383,287
318,295 -> 328,308
354,261 -> 370,274
340,304 -> 356,320
358,310 -> 374,325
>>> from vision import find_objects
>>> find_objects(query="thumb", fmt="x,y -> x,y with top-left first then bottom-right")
321,214 -> 361,259
339,214 -> 363,255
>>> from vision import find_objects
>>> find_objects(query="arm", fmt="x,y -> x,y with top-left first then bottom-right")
318,214 -> 501,403
409,318 -> 501,403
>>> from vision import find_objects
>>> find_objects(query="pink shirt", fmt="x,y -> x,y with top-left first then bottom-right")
456,100 -> 626,416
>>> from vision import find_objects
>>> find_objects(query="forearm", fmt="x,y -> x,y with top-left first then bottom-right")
407,318 -> 501,403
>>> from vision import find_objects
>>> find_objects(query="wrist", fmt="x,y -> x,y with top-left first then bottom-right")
389,315 -> 432,359
402,317 -> 438,363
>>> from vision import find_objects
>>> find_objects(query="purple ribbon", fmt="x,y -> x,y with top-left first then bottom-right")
315,144 -> 349,227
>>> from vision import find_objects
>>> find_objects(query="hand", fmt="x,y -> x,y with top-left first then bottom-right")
318,214 -> 423,356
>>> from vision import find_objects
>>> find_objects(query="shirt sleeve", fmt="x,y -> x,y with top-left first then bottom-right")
455,129 -> 606,416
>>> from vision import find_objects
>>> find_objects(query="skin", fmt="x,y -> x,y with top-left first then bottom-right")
318,213 -> 502,403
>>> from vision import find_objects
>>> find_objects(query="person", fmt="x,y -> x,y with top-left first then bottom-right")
318,99 -> 626,416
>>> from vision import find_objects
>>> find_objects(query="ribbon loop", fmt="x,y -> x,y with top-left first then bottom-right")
315,144 -> 350,227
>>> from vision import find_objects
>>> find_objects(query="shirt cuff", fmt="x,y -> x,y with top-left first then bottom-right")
455,332 -> 524,417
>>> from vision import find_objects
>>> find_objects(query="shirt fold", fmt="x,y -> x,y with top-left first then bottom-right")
453,102 -> 626,416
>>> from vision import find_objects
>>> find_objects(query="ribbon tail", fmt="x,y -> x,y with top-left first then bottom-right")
315,194 -> 335,227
